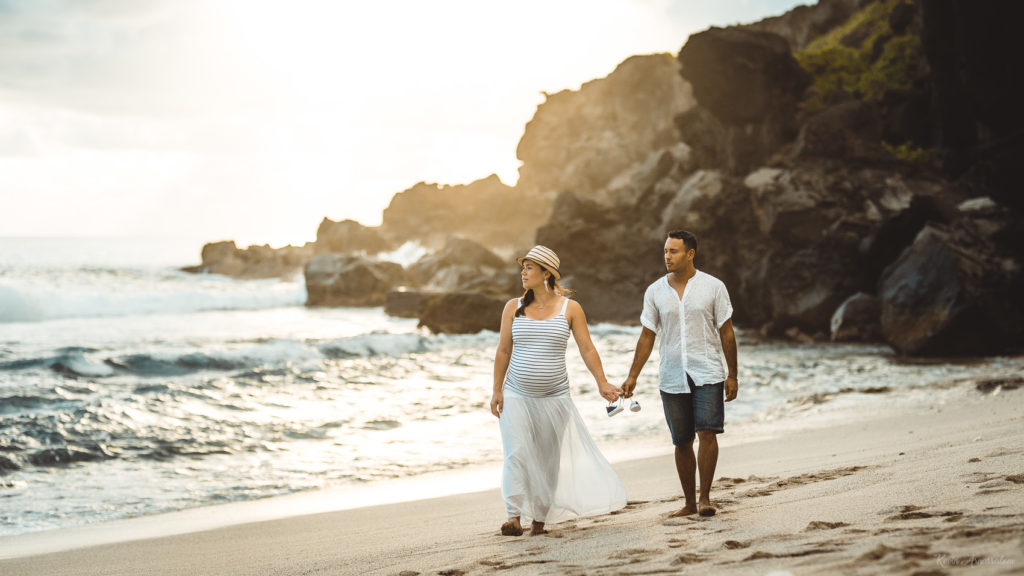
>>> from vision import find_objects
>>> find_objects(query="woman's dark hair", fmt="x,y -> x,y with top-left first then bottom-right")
667,229 -> 697,252
515,264 -> 573,317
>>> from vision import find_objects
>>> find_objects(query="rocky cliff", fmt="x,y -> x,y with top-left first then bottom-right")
191,0 -> 1023,355
530,0 -> 1022,355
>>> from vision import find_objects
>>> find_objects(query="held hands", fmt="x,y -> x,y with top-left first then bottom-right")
620,376 -> 637,398
597,381 -> 622,403
725,377 -> 738,402
490,391 -> 503,418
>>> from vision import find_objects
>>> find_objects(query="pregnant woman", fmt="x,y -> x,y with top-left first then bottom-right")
490,245 -> 627,536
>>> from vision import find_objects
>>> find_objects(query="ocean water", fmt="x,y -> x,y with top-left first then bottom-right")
1,237 -> 1021,538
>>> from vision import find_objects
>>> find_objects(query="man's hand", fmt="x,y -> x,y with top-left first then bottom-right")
724,377 -> 738,402
621,376 -> 637,398
490,391 -> 503,418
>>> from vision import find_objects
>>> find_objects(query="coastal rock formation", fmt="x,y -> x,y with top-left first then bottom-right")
516,54 -> 694,202
406,236 -> 519,296
304,254 -> 406,307
920,0 -> 1024,211
791,100 -> 886,160
379,174 -> 543,255
879,204 -> 1024,355
384,289 -> 439,319
417,292 -> 507,335
535,191 -> 664,324
676,27 -> 810,173
182,241 -> 314,279
198,0 -> 1024,350
743,0 -> 866,51
315,218 -> 393,255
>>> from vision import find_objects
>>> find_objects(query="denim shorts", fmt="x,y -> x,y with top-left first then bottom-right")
661,376 -> 725,446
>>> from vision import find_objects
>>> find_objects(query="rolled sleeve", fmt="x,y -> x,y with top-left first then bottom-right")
640,287 -> 660,333
714,284 -> 733,329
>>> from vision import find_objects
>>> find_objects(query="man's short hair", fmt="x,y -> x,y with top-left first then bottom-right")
667,230 -> 697,252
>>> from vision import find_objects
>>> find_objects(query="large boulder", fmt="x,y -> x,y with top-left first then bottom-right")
385,289 -> 439,319
315,218 -> 392,255
182,240 -> 314,279
305,255 -> 406,307
516,54 -> 694,202
406,237 -> 521,297
676,28 -> 810,171
879,213 -> 1024,355
418,292 -> 507,334
679,27 -> 810,126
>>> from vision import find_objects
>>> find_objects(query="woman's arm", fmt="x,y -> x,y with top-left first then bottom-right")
490,299 -> 518,418
567,300 -> 621,402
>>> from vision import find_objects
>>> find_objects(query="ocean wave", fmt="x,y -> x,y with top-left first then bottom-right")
318,332 -> 428,358
0,277 -> 306,323
1,333 -> 448,380
0,348 -> 114,379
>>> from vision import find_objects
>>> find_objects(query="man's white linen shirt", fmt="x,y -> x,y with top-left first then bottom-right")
640,270 -> 733,394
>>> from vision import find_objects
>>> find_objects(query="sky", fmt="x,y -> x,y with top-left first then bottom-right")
0,0 -> 809,247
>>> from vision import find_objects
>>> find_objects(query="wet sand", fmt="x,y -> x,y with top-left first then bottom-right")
1,379 -> 1022,576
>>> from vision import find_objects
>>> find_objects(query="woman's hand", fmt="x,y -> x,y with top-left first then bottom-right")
490,391 -> 503,418
597,381 -> 621,403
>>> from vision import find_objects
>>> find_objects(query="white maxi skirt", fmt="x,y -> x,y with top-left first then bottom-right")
499,390 -> 627,524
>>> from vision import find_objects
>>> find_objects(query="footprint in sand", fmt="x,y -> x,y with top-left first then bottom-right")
961,471 -> 1001,484
884,505 -> 963,522
952,524 -> 1024,540
609,548 -> 660,564
671,553 -> 707,566
858,543 -> 932,562
723,540 -> 750,549
805,521 -> 850,531
738,467 -> 868,498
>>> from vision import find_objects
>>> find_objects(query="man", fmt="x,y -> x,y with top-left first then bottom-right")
622,230 -> 738,517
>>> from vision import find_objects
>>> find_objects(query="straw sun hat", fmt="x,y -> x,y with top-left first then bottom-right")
516,245 -> 561,280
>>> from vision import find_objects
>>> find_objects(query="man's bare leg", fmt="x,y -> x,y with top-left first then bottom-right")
697,430 -> 719,516
669,441 -> 698,516
500,516 -> 523,536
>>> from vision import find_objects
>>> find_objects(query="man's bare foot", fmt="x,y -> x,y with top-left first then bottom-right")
530,521 -> 548,536
698,499 -> 716,517
500,517 -> 523,536
669,505 -> 698,517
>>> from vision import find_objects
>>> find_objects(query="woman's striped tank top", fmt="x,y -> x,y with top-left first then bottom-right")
503,297 -> 571,398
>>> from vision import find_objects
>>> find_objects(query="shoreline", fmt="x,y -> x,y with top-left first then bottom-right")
2,379 -> 1021,575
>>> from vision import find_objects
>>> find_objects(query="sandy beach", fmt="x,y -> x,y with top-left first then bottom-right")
2,376 -> 1022,576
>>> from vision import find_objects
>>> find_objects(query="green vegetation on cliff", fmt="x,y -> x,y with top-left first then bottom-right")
795,0 -> 921,110
795,0 -> 930,161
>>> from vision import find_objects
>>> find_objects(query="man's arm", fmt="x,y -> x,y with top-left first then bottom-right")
622,327 -> 656,398
719,318 -> 738,402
